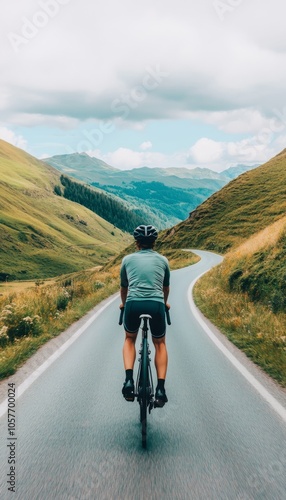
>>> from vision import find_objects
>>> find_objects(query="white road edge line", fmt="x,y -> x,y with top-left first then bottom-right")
0,294 -> 119,419
188,272 -> 286,424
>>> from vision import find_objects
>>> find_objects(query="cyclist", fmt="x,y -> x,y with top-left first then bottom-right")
120,224 -> 170,407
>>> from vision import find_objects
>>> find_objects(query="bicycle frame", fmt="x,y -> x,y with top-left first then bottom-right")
136,315 -> 154,447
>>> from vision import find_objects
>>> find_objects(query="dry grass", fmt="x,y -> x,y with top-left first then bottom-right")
194,265 -> 286,387
161,248 -> 200,269
0,278 -> 57,295
228,215 -> 286,260
191,216 -> 286,386
0,267 -> 119,379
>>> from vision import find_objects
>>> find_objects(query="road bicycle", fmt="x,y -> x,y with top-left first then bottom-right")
119,306 -> 171,448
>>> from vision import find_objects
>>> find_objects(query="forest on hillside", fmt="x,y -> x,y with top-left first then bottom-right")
58,175 -> 144,233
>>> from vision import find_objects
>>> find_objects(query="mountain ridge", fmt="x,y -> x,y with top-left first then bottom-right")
44,153 -> 258,228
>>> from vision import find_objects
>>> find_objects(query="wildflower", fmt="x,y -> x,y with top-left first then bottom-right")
1,309 -> 12,317
0,325 -> 8,336
23,316 -> 33,323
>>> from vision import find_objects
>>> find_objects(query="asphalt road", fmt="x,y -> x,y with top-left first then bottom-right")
0,250 -> 286,499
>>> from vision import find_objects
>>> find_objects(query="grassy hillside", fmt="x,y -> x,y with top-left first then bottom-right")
158,149 -> 286,252
218,216 -> 286,313
0,140 -> 130,280
194,217 -> 286,385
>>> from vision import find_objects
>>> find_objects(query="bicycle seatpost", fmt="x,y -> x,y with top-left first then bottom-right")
139,314 -> 152,332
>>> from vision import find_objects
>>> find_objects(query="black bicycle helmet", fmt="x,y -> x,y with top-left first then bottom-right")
133,224 -> 158,242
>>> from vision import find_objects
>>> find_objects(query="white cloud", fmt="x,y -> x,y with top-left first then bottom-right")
140,141 -> 152,151
189,109 -> 283,135
1,0 -> 286,124
189,138 -> 224,164
88,147 -> 174,170
1,0 -> 286,169
79,120 -> 286,173
0,127 -> 27,150
4,113 -> 79,129
187,134 -> 283,172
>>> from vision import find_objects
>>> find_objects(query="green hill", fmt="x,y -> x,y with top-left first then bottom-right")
0,140 -> 131,280
158,149 -> 286,252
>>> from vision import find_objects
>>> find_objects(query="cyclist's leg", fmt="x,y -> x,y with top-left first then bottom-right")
122,331 -> 138,401
122,301 -> 141,370
148,301 -> 168,406
152,336 -> 168,406
123,331 -> 138,370
148,301 -> 168,378
152,336 -> 168,380
122,302 -> 140,400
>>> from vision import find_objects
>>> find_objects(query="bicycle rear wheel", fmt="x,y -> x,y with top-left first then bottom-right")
140,337 -> 148,448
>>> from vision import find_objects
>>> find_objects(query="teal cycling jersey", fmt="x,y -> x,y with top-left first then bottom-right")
120,249 -> 170,303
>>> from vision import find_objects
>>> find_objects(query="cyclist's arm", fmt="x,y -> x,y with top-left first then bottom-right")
120,286 -> 128,307
120,259 -> 128,308
163,286 -> 170,307
163,260 -> 170,308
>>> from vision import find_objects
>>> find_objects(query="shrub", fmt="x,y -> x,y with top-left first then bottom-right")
271,291 -> 285,314
16,316 -> 42,338
228,269 -> 243,291
56,290 -> 70,311
94,281 -> 104,291
54,185 -> 62,196
0,326 -> 9,347
0,303 -> 42,341
62,278 -> 72,287
18,231 -> 28,242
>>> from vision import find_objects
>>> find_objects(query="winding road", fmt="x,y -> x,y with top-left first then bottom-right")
0,250 -> 286,499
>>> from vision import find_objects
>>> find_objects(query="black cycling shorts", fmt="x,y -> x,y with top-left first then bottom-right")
123,300 -> 166,339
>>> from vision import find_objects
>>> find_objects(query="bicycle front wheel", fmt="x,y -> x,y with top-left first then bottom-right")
140,337 -> 148,448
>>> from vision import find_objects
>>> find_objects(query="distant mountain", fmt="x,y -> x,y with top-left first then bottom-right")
222,164 -> 259,180
46,153 -> 117,184
0,140 -> 130,280
44,154 -> 257,228
44,154 -> 226,189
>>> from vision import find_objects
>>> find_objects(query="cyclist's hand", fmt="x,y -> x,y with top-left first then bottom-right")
165,303 -> 171,310
119,303 -> 125,310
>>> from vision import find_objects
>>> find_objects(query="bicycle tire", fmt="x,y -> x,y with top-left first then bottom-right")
140,337 -> 148,448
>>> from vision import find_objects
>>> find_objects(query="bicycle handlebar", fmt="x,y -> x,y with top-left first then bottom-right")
119,307 -> 124,325
119,305 -> 171,326
165,306 -> 171,326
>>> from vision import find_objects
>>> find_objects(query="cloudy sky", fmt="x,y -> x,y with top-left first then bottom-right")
1,0 -> 286,171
